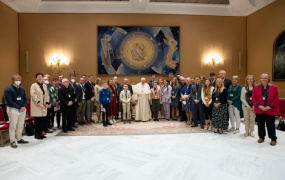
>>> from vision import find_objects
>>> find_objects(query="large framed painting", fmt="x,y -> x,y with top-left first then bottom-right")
273,30 -> 285,81
97,26 -> 180,75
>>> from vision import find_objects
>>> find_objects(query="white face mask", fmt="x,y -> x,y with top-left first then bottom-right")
44,80 -> 49,84
14,81 -> 21,86
71,79 -> 75,83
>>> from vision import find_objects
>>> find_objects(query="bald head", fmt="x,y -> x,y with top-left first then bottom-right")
219,70 -> 226,79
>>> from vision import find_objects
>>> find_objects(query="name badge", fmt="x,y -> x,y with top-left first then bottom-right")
230,94 -> 234,97
172,91 -> 174,93
113,94 -> 114,96
250,97 -> 252,100
216,98 -> 218,101
263,97 -> 265,100
68,95 -> 71,97
107,98 -> 109,101
205,97 -> 208,100
17,97 -> 21,101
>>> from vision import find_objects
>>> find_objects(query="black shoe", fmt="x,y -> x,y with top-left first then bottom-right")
10,141 -> 17,148
191,124 -> 198,127
68,128 -> 75,131
78,122 -> 84,125
41,135 -> 47,138
106,122 -> 112,125
103,124 -> 107,127
63,129 -> 68,133
83,122 -> 87,124
35,134 -> 43,140
17,139 -> 29,144
201,125 -> 204,129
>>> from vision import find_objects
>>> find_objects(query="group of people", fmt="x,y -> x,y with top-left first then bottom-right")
3,70 -> 280,148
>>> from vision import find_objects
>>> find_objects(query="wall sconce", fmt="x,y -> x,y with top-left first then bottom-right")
49,54 -> 68,66
206,54 -> 222,66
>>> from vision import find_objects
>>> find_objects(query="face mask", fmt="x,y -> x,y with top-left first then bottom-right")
71,79 -> 75,83
44,80 -> 49,84
14,81 -> 21,86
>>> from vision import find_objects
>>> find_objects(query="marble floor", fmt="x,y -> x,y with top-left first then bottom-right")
0,122 -> 285,180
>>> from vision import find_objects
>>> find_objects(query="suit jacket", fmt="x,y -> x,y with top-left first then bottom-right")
58,86 -> 75,109
118,84 -> 133,96
84,81 -> 95,100
252,85 -> 279,115
148,80 -> 155,89
120,90 -> 132,103
69,82 -> 79,100
213,78 -> 232,89
190,83 -> 203,103
114,83 -> 121,101
77,83 -> 84,103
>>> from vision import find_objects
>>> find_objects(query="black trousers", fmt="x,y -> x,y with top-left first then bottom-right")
62,107 -> 73,130
41,108 -> 51,131
34,117 -> 45,134
102,103 -> 110,125
56,109 -> 62,127
72,102 -> 78,125
256,113 -> 277,141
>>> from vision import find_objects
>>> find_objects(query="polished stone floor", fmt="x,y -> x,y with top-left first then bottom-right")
0,122 -> 285,180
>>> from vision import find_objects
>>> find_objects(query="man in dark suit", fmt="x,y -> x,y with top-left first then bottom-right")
191,76 -> 204,129
148,74 -> 156,89
84,75 -> 95,124
69,75 -> 79,128
76,78 -> 87,125
58,78 -> 75,133
209,72 -> 216,86
113,76 -> 121,120
212,70 -> 232,89
118,77 -> 133,121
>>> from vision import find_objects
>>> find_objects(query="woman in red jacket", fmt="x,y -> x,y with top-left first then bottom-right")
252,74 -> 279,146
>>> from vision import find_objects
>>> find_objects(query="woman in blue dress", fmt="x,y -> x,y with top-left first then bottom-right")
180,77 -> 193,125
171,77 -> 179,120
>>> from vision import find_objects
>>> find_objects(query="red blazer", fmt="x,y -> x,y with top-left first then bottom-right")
252,85 -> 279,115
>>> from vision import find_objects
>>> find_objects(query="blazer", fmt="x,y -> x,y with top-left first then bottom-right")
85,81 -> 95,100
118,84 -> 133,96
69,82 -> 79,100
212,88 -> 228,105
148,80 -> 155,89
114,83 -> 121,101
190,83 -> 203,103
94,84 -> 103,102
77,83 -> 84,103
161,85 -> 172,103
120,90 -> 132,103
30,82 -> 49,117
58,86 -> 75,110
252,85 -> 279,115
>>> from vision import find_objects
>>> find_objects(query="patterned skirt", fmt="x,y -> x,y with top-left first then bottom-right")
212,103 -> 229,129
182,99 -> 192,112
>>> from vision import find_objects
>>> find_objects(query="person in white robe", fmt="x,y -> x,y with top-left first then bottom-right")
133,77 -> 151,122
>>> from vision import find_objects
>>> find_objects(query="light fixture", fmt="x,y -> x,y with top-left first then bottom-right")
207,54 -> 222,66
49,54 -> 68,66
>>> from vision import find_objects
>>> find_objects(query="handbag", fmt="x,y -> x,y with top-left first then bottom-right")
25,121 -> 35,136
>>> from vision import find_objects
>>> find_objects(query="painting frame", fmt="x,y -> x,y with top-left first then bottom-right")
97,26 -> 180,75
272,29 -> 285,81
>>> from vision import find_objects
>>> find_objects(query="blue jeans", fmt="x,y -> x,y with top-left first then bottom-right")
193,102 -> 204,126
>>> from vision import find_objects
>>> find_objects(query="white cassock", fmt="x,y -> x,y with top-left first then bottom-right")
134,83 -> 151,122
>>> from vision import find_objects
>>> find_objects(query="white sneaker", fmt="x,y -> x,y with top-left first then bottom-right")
250,132 -> 255,137
234,129 -> 240,134
229,127 -> 235,132
108,120 -> 113,124
208,126 -> 212,131
113,119 -> 116,124
204,126 -> 208,130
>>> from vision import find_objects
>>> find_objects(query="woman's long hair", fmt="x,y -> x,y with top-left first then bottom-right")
203,79 -> 212,94
214,78 -> 225,93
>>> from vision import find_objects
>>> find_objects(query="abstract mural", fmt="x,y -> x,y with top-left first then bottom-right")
97,26 -> 180,75
273,30 -> 285,80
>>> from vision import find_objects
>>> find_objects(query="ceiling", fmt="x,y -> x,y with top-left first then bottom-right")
1,0 -> 275,16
